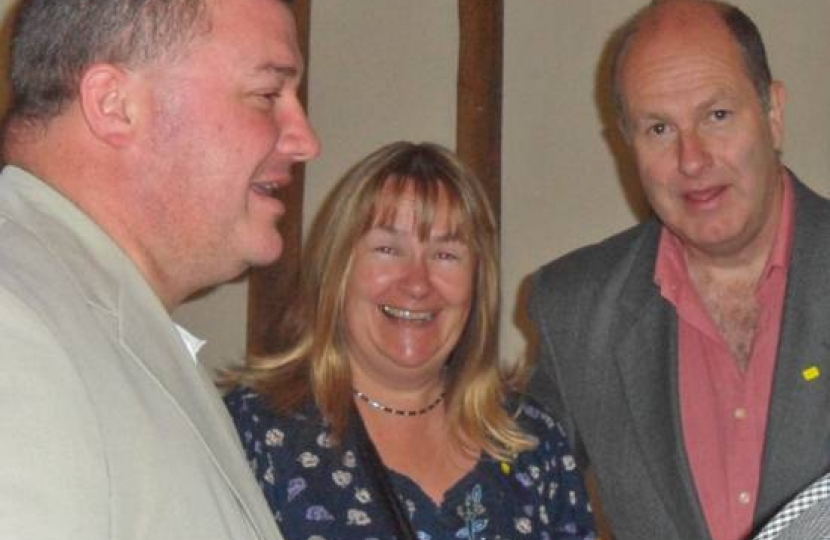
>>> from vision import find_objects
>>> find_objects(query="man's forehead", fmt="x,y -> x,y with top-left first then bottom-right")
195,0 -> 302,69
621,6 -> 742,85
203,0 -> 298,43
630,3 -> 730,55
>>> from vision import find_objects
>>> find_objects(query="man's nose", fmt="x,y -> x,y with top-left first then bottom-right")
677,129 -> 712,177
278,104 -> 321,163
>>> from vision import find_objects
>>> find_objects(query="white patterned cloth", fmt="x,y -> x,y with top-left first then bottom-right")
754,471 -> 830,540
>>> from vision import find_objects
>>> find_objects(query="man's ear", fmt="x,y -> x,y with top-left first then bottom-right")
767,80 -> 787,152
78,63 -> 136,147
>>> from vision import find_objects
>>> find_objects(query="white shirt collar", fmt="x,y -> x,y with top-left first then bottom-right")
175,324 -> 206,364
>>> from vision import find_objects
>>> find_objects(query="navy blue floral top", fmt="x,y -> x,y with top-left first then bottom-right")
225,387 -> 596,540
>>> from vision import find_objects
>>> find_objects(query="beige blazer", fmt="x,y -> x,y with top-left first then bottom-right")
0,166 -> 283,540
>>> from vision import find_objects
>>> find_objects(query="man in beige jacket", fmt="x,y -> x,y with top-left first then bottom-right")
0,0 -> 319,538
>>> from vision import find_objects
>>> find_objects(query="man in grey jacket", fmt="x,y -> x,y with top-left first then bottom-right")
0,0 -> 318,538
530,1 -> 830,539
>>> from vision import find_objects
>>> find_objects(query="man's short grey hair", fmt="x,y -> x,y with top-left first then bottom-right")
5,0 -> 294,123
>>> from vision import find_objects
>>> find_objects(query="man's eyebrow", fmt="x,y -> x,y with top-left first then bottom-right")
697,92 -> 734,112
254,63 -> 300,78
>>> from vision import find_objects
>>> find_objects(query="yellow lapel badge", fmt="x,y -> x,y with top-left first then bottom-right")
803,366 -> 821,381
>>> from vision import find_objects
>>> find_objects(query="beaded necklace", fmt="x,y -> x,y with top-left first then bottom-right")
352,388 -> 445,417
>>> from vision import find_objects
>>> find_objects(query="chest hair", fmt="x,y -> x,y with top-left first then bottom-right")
693,272 -> 760,371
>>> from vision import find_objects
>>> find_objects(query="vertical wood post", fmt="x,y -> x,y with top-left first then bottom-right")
246,0 -> 312,356
457,0 -> 503,224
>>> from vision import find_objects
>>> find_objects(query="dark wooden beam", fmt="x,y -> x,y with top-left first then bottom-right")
457,0 -> 503,223
246,0 -> 312,356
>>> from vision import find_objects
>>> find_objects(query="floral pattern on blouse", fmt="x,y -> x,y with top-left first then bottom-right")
225,388 -> 596,540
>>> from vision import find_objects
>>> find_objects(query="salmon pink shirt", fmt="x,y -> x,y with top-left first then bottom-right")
655,172 -> 794,540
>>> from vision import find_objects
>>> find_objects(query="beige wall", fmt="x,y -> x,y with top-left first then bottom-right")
174,1 -> 830,370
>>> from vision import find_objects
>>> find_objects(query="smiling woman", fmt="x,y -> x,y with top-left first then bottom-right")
221,141 -> 596,540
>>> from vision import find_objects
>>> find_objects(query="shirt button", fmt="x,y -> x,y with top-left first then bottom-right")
738,491 -> 751,505
734,408 -> 747,420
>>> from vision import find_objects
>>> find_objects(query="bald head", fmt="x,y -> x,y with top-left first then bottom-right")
612,0 -> 772,131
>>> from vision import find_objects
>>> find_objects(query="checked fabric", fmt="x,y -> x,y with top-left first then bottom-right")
754,471 -> 830,540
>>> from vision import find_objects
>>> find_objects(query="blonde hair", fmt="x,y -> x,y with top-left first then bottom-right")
226,141 -> 535,460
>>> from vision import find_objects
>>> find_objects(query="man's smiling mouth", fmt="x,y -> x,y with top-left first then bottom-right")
251,182 -> 281,198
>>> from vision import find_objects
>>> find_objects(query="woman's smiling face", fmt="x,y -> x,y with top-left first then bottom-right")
343,183 -> 475,388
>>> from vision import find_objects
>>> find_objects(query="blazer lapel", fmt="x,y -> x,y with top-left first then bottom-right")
758,177 -> 830,524
2,166 -> 279,539
613,220 -> 712,540
117,285 -> 280,540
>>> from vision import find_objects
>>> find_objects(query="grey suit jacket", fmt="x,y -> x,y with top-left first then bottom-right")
529,175 -> 830,540
0,166 -> 283,540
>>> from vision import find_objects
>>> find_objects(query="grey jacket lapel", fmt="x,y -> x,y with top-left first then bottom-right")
613,220 -> 711,540
757,177 -> 830,525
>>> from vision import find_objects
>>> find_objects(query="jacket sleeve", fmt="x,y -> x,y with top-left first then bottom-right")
0,286 -> 108,540
526,268 -> 590,470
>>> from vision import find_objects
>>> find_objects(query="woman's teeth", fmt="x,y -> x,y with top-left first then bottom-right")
380,305 -> 435,322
